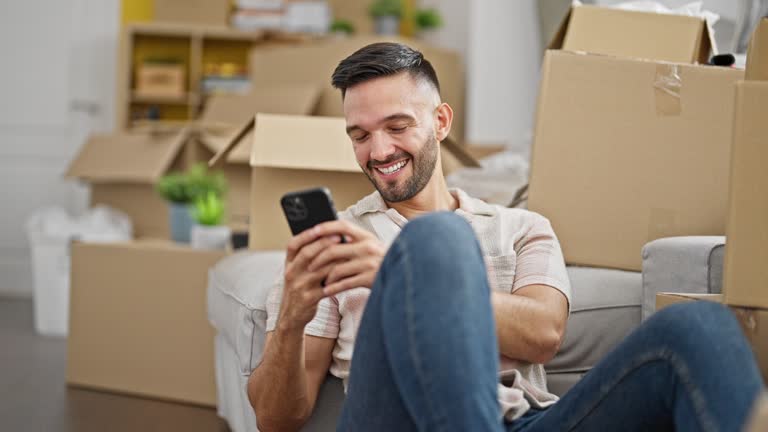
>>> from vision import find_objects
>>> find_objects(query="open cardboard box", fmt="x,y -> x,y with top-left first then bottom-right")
67,84 -> 322,237
210,113 -> 479,250
65,130 -> 190,239
66,240 -> 227,406
527,3 -> 743,272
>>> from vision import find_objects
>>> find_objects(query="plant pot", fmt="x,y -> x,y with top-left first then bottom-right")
374,15 -> 400,35
169,202 -> 193,243
191,224 -> 232,250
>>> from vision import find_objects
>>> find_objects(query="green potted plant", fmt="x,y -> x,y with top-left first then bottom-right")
190,191 -> 230,250
414,8 -> 443,38
330,19 -> 355,38
369,0 -> 402,35
156,163 -> 227,243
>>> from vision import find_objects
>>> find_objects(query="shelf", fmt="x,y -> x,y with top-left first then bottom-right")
130,92 -> 198,105
127,21 -> 265,41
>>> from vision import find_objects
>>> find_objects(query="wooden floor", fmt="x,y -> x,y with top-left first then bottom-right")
0,298 -> 229,432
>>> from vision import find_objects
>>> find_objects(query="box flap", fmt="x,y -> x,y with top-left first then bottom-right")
197,84 -> 322,164
746,18 -> 768,80
552,4 -> 713,64
250,113 -> 359,172
66,130 -> 188,183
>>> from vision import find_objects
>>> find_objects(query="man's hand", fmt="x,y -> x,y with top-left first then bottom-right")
279,227 -> 343,331
306,220 -> 385,297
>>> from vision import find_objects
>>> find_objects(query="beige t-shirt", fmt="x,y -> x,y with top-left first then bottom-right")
265,189 -> 572,421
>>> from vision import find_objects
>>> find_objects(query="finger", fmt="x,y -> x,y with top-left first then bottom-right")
293,263 -> 334,295
314,220 -> 374,242
308,242 -> 365,271
286,225 -> 331,261
323,274 -> 371,297
290,235 -> 342,271
325,259 -> 372,285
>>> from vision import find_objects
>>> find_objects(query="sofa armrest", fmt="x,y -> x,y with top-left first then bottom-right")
641,236 -> 725,320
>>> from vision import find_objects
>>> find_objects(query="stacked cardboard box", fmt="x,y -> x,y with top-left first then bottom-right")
656,18 -> 768,383
527,5 -> 743,272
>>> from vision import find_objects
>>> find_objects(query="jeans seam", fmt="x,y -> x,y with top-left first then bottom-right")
565,350 -> 718,432
401,238 -> 449,431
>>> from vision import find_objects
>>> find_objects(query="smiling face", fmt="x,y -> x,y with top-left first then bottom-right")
343,72 -> 445,203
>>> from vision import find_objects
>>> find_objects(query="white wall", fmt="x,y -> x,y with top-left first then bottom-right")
466,0 -> 542,154
0,0 -> 119,298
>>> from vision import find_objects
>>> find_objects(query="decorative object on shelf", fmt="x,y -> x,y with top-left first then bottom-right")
135,58 -> 186,99
156,163 -> 227,243
414,7 -> 443,36
370,0 -> 402,35
202,62 -> 251,95
190,191 -> 231,250
330,19 -> 355,37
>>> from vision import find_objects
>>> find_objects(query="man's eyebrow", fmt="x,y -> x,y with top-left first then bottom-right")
346,113 -> 416,135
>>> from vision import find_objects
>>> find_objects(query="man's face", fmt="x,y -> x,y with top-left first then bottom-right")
343,72 -> 440,203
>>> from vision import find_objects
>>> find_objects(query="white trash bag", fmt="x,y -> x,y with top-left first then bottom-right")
25,205 -> 132,337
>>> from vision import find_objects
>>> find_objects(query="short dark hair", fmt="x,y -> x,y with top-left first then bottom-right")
331,42 -> 440,98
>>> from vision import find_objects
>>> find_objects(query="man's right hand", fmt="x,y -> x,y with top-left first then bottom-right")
278,227 -> 343,331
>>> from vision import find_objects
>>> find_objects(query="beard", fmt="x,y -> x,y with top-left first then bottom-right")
363,133 -> 439,203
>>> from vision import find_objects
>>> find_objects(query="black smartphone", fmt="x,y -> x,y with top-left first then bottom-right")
280,187 -> 341,236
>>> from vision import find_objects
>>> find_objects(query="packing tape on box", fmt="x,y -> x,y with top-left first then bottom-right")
654,64 -> 682,116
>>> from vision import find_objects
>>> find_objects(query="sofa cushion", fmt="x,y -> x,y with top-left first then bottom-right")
641,236 -> 725,320
207,250 -> 285,376
546,266 -> 642,381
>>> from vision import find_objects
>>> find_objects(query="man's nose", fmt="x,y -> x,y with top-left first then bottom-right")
370,132 -> 396,162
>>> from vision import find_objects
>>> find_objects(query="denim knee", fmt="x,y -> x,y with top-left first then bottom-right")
651,301 -> 740,345
398,212 -> 478,257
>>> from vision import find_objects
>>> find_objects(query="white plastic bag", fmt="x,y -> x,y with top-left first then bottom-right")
446,150 -> 530,207
25,205 -> 132,336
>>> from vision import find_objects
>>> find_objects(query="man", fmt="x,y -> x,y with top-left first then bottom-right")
248,43 -> 764,431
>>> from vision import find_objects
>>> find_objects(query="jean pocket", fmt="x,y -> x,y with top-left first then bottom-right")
486,254 -> 517,293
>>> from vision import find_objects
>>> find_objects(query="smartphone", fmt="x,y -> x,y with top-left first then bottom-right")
280,187 -> 341,236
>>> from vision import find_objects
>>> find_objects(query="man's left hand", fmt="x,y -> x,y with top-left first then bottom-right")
306,220 -> 385,297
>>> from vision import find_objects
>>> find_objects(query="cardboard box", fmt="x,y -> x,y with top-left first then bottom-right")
551,4 -> 714,64
721,20 -> 768,309
135,63 -> 186,99
211,113 -> 480,250
528,50 -> 742,271
66,131 -> 190,238
722,84 -> 768,309
194,84 -> 322,230
67,241 -> 226,406
249,35 -> 467,145
655,293 -> 767,382
154,0 -> 230,27
746,18 -> 768,81
67,85 -> 321,236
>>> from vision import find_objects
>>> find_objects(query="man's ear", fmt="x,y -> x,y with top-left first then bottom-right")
435,102 -> 454,142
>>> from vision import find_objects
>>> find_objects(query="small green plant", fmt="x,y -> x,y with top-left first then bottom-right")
191,191 -> 225,226
156,163 -> 227,204
330,19 -> 355,35
415,8 -> 443,31
369,0 -> 402,18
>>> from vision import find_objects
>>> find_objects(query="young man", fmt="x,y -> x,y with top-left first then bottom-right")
248,43 -> 764,431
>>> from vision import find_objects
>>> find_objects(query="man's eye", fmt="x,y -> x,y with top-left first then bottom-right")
353,134 -> 369,143
389,126 -> 407,133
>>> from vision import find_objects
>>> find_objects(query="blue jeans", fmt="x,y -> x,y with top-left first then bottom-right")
337,213 -> 764,432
